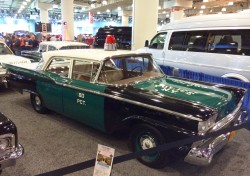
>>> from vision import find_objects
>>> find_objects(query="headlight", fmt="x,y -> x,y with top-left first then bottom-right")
0,138 -> 9,150
198,114 -> 217,134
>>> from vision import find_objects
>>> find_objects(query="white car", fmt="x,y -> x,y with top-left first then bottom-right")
21,41 -> 90,62
0,41 -> 32,83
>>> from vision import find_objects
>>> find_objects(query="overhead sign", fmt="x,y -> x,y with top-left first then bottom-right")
89,11 -> 94,24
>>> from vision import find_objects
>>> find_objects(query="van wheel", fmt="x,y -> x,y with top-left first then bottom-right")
30,94 -> 48,114
129,124 -> 171,169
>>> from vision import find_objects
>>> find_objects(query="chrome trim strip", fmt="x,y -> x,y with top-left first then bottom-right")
61,83 -> 203,121
210,97 -> 244,132
162,59 -> 250,73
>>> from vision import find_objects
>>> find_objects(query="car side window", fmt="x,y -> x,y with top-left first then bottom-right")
46,57 -> 71,77
48,45 -> 57,51
149,32 -> 168,49
184,31 -> 208,52
168,32 -> 186,51
72,60 -> 100,82
40,45 -> 47,52
208,30 -> 250,56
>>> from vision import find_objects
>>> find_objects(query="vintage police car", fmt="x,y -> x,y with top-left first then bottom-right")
0,41 -> 33,84
0,113 -> 23,173
21,41 -> 90,62
3,49 -> 248,168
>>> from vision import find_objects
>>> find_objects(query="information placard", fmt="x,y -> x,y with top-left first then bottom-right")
93,144 -> 115,176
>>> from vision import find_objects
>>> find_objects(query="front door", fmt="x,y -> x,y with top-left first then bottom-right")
146,32 -> 168,65
37,57 -> 71,114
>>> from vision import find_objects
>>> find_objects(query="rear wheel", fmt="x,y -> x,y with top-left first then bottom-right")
30,94 -> 48,114
129,124 -> 171,169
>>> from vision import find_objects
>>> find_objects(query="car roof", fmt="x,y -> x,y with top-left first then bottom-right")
40,41 -> 89,49
160,11 -> 250,30
42,49 -> 149,63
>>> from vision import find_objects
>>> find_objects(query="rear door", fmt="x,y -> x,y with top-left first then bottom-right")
62,59 -> 107,131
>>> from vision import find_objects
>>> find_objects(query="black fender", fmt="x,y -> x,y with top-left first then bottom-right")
122,115 -> 195,142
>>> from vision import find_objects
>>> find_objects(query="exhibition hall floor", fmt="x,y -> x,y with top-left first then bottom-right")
1,87 -> 250,176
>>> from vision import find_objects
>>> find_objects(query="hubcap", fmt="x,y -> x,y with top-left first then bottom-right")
140,135 -> 157,150
35,96 -> 41,106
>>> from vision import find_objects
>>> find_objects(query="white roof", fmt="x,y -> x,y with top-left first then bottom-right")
160,12 -> 250,31
40,41 -> 89,49
42,49 -> 146,63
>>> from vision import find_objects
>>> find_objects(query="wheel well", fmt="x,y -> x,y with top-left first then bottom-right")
222,73 -> 249,82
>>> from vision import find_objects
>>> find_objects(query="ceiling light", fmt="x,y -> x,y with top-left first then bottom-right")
91,4 -> 95,8
221,7 -> 226,11
158,6 -> 162,10
97,11 -> 101,14
23,2 -> 27,5
201,5 -> 206,9
26,0 -> 31,2
53,4 -> 58,8
106,9 -> 110,13
102,0 -> 107,5
20,5 -> 25,9
228,2 -> 234,6
203,0 -> 208,2
117,6 -> 121,11
163,11 -> 166,14
199,10 -> 203,14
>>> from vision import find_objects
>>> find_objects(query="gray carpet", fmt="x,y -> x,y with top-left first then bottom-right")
0,87 -> 249,176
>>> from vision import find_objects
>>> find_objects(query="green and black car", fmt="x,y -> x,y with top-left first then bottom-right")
3,49 -> 248,168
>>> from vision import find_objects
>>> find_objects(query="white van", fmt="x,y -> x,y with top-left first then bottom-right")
138,12 -> 250,82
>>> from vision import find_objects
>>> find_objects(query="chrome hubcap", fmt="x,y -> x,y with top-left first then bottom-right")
35,96 -> 41,106
140,135 -> 156,150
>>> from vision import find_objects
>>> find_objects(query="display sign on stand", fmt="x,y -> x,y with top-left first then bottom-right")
93,144 -> 115,176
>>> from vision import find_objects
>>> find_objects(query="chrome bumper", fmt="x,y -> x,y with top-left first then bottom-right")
0,144 -> 24,170
184,109 -> 248,166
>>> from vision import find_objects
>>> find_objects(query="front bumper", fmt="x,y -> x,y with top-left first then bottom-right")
184,106 -> 248,166
0,144 -> 24,170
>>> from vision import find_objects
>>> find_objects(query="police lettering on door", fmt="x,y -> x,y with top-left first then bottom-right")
77,93 -> 86,106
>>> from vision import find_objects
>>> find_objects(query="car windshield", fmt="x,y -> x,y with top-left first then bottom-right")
0,43 -> 13,55
98,55 -> 164,85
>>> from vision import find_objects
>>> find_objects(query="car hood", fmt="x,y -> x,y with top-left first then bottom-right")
132,77 -> 237,120
0,55 -> 31,65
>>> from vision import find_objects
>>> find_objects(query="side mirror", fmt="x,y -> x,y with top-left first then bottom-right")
144,40 -> 149,47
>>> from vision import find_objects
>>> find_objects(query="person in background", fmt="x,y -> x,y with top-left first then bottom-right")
24,35 -> 33,50
10,35 -> 16,52
41,35 -> 47,42
12,35 -> 21,56
31,35 -> 39,50
19,35 -> 26,51
77,34 -> 83,43
5,33 -> 11,47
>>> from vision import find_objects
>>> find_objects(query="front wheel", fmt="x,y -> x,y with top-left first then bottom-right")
30,94 -> 48,114
129,124 -> 171,169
